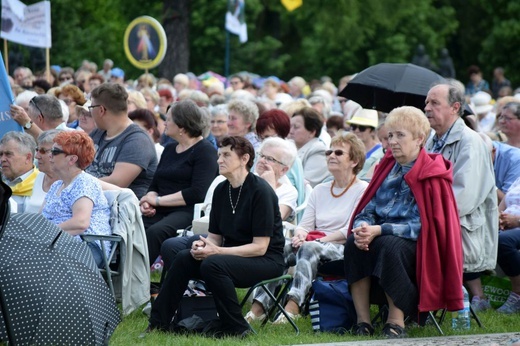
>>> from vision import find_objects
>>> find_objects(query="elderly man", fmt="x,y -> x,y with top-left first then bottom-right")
498,102 -> 520,149
10,94 -> 69,141
0,132 -> 38,213
425,82 -> 498,312
87,83 -> 157,199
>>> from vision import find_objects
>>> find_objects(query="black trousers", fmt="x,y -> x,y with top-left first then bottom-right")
149,249 -> 284,333
144,210 -> 193,265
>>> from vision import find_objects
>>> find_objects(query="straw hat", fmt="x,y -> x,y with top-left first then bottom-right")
346,109 -> 378,128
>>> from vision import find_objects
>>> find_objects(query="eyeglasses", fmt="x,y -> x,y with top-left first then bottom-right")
325,149 -> 346,156
30,97 -> 44,117
50,148 -> 69,156
258,153 -> 286,166
59,76 -> 73,82
35,147 -> 52,155
498,115 -> 518,122
88,104 -> 103,112
350,124 -> 370,132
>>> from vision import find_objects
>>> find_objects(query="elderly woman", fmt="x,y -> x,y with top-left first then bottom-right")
227,99 -> 261,150
494,177 -> 520,314
76,100 -> 97,135
247,132 -> 369,323
256,109 -> 306,214
42,131 -> 111,268
345,107 -> 463,338
55,84 -> 86,129
140,99 -> 218,266
25,130 -> 62,213
210,104 -> 229,144
146,136 -> 285,338
288,107 -> 331,187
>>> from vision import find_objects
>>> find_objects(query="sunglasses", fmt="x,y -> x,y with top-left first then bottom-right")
50,148 -> 69,156
30,97 -> 44,117
35,147 -> 52,155
325,149 -> 346,157
350,124 -> 369,132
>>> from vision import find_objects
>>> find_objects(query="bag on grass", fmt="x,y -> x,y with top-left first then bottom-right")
481,275 -> 512,309
309,279 -> 356,334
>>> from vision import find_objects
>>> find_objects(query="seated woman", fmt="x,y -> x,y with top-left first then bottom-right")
25,130 -> 62,213
256,109 -> 306,212
140,99 -> 218,266
147,136 -> 286,338
246,132 -> 369,323
42,131 -> 111,268
288,107 -> 331,187
495,177 -> 520,314
226,99 -> 261,150
344,106 -> 463,338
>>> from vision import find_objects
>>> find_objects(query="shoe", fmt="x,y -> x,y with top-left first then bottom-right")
497,292 -> 520,314
351,322 -> 374,336
245,311 -> 266,323
471,296 -> 491,312
142,302 -> 152,317
272,311 -> 299,324
382,322 -> 407,339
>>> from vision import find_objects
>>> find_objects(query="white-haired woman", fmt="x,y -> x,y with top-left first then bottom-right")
227,99 -> 260,150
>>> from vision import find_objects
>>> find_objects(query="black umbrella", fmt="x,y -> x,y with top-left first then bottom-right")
0,205 -> 121,345
339,63 -> 446,113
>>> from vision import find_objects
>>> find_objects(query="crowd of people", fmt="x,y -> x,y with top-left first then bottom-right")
2,59 -> 520,339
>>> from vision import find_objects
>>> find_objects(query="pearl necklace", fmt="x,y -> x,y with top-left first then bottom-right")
229,183 -> 243,214
330,176 -> 356,198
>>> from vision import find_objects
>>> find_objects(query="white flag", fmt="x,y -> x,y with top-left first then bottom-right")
1,0 -> 52,48
225,0 -> 247,43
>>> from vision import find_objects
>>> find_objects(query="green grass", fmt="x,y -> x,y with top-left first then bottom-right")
110,286 -> 520,346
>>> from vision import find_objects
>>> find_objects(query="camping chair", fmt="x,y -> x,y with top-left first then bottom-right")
239,254 -> 299,334
240,274 -> 299,335
81,189 -> 150,316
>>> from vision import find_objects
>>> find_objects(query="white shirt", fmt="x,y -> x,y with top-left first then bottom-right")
296,179 -> 368,237
24,172 -> 47,213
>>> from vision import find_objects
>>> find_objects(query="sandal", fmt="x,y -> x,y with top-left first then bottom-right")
382,322 -> 407,339
351,322 -> 374,336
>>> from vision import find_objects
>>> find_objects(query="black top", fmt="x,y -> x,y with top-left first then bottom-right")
209,173 -> 285,263
148,139 -> 218,214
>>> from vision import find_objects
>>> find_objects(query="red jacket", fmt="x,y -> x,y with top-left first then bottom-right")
348,148 -> 463,312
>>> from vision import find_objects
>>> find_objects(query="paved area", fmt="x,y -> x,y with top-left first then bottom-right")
298,333 -> 520,346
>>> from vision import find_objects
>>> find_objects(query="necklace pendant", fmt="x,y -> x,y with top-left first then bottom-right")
233,210 -> 235,214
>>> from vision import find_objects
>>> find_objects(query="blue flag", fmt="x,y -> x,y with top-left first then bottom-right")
0,52 -> 23,139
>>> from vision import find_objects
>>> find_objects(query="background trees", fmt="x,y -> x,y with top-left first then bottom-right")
6,0 -> 520,87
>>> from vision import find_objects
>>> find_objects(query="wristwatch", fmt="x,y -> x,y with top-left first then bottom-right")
23,121 -> 33,130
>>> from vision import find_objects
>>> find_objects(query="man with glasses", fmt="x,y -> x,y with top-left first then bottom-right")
425,81 -> 497,313
0,131 -> 38,213
498,102 -> 520,149
86,83 -> 157,199
10,94 -> 69,141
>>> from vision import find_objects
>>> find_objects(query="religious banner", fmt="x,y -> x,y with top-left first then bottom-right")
0,0 -> 52,48
124,16 -> 167,70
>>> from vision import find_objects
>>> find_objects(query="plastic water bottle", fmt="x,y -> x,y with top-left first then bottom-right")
452,286 -> 470,330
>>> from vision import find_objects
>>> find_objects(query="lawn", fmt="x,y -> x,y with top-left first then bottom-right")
109,290 -> 520,346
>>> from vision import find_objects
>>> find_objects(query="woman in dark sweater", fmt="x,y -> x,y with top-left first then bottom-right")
146,136 -> 285,338
139,100 -> 218,265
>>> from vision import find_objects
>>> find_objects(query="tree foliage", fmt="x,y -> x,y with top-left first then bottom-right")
6,0 -> 519,87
